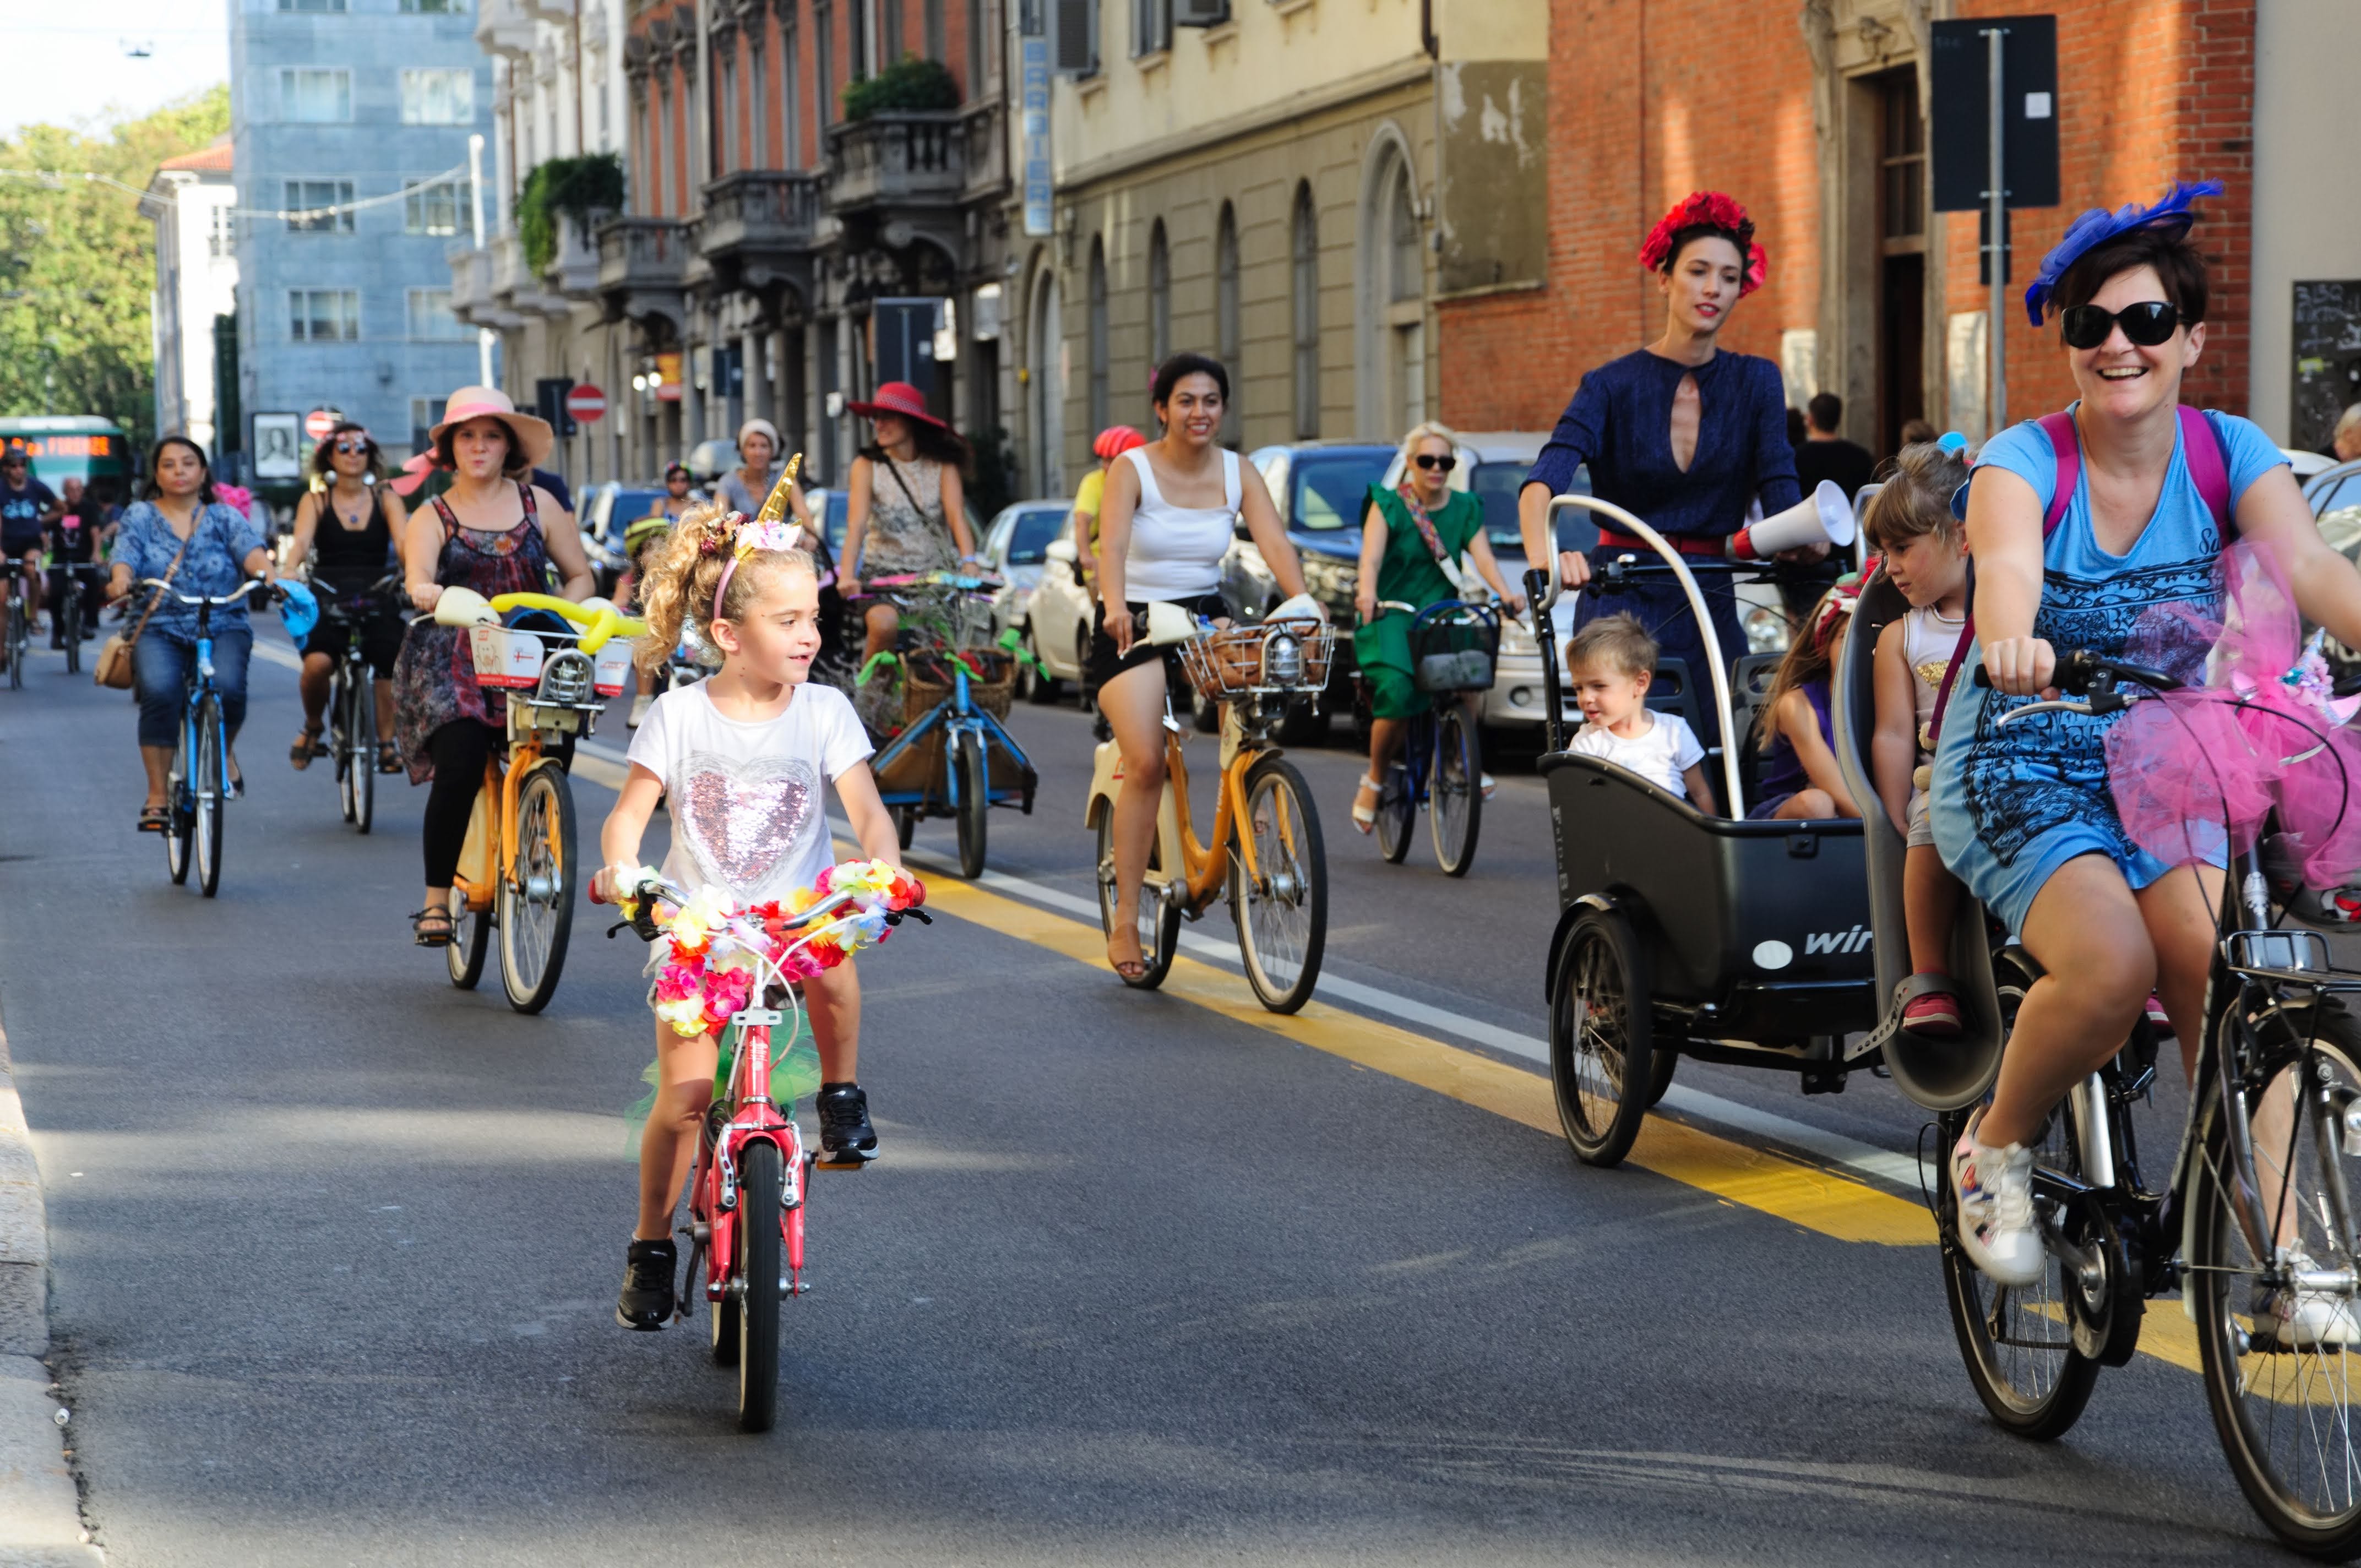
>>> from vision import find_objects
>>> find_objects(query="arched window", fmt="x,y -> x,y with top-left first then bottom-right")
1147,219 -> 1171,371
1291,183 -> 1320,439
1215,202 -> 1241,440
1088,236 -> 1111,437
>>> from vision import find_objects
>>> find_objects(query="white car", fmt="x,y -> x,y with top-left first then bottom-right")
978,500 -> 1076,700
1024,529 -> 1097,703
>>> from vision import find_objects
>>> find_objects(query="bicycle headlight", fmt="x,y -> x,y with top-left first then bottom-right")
1265,631 -> 1303,687
1744,604 -> 1793,655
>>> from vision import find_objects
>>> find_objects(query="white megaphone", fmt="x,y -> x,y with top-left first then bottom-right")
1727,480 -> 1856,561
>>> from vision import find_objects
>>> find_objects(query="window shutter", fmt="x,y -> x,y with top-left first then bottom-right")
1174,0 -> 1227,25
1052,0 -> 1096,73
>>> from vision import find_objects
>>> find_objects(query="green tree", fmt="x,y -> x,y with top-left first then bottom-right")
0,85 -> 231,454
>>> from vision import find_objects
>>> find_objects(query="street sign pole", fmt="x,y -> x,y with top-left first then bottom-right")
1985,25 -> 2008,435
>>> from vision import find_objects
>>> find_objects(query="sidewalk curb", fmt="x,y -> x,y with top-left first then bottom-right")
0,1017 -> 102,1565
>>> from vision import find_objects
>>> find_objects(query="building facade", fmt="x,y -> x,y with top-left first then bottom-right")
229,0 -> 494,492
454,0 -> 1015,494
1435,0 -> 2358,457
1021,0 -> 1547,495
142,139 -> 241,455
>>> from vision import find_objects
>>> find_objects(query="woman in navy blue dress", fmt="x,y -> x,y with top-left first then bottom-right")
1517,192 -> 1807,747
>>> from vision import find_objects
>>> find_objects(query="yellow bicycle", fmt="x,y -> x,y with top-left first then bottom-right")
431,589 -> 643,1012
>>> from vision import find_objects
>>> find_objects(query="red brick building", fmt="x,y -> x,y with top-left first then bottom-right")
1440,0 -> 2259,453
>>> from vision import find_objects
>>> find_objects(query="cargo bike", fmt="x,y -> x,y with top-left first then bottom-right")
1528,497 -> 1876,1168
853,569 -> 1038,880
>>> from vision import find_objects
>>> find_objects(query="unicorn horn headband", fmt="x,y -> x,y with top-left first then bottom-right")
713,452 -> 804,613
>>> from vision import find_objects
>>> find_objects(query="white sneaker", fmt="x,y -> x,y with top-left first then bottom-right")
628,693 -> 652,729
1951,1114 -> 2043,1287
2256,1246 -> 2361,1349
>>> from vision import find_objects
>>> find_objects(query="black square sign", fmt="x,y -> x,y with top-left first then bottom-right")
1930,15 -> 2060,212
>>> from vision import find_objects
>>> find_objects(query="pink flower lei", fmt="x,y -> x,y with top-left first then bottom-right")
1638,191 -> 1769,297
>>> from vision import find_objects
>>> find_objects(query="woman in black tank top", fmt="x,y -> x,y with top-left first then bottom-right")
287,422 -> 409,773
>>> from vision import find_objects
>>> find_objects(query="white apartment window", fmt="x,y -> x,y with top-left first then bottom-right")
400,69 -> 475,126
208,205 -> 235,258
400,0 -> 468,11
748,41 -> 767,169
1132,0 -> 1171,56
285,179 -> 356,233
279,0 -> 347,11
404,176 -> 462,236
290,289 -> 361,342
406,288 -> 469,340
280,69 -> 352,123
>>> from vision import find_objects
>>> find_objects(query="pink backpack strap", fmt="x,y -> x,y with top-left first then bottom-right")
1926,412 -> 2080,743
2178,403 -> 2232,532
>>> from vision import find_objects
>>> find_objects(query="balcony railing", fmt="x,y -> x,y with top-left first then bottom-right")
488,232 -> 567,316
698,169 -> 822,263
960,100 -> 1007,205
825,110 -> 966,214
596,216 -> 688,296
447,241 -> 493,326
547,210 -> 609,298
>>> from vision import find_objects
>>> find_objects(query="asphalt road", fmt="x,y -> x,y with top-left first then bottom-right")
0,635 -> 2309,1564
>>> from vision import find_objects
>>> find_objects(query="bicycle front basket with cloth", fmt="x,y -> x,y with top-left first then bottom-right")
1411,604 -> 1500,693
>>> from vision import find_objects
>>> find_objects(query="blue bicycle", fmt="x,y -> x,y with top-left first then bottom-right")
143,577 -> 307,896
1368,600 -> 1500,878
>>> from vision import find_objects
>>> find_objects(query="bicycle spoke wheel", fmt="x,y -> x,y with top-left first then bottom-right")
8,601 -> 23,688
1095,809 -> 1177,989
351,678 -> 376,835
953,729 -> 988,879
1429,706 -> 1482,877
1548,907 -> 1656,1167
498,766 -> 577,1014
1375,759 -> 1413,864
735,1138 -> 784,1433
2192,1000 -> 2361,1557
446,890 -> 491,989
335,676 -> 358,824
1231,756 -> 1326,1014
165,729 -> 193,885
193,695 -> 225,897
1940,957 -> 2101,1439
61,590 -> 78,674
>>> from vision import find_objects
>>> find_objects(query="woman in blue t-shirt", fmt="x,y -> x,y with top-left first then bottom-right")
1934,184 -> 2361,1294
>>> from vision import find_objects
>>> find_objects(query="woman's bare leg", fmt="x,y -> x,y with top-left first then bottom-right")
1980,854 -> 2152,1148
1098,656 -> 1171,971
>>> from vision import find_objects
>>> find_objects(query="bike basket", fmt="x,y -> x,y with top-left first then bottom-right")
1178,618 -> 1335,701
903,650 -> 1015,723
592,638 -> 635,698
1411,608 -> 1502,693
467,624 -> 548,689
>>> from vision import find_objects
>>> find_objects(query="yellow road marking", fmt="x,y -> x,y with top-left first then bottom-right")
912,875 -> 1934,1247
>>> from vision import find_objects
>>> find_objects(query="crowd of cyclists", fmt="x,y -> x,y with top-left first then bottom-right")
25,166 -> 2361,1542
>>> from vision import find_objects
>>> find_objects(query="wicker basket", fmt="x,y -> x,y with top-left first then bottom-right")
903,649 -> 1015,723
1178,618 -> 1335,703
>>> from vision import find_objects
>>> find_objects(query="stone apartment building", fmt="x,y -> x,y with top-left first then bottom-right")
142,139 -> 242,458
1021,0 -> 1547,493
229,0 -> 493,492
1440,0 -> 2361,456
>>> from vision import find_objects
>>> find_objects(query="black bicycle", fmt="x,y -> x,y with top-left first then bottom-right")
1368,599 -> 1498,877
1933,651 -> 2361,1559
3,555 -> 31,689
311,571 -> 402,835
51,561 -> 101,676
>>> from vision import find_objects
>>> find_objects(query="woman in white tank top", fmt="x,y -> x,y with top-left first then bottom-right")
1094,353 -> 1321,980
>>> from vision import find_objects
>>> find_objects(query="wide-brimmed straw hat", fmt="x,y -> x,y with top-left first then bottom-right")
844,381 -> 945,429
426,385 -> 554,467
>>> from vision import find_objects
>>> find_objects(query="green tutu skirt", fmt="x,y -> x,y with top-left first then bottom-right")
623,1011 -> 823,1150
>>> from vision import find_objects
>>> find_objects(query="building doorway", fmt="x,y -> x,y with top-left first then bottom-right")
1874,67 -> 1928,457
1029,266 -> 1064,497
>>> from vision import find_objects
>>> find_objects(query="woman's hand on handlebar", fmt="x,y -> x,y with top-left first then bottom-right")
1558,551 -> 1592,591
1354,589 -> 1379,625
1982,635 -> 2059,698
409,581 -> 443,614
1106,597 -> 1135,657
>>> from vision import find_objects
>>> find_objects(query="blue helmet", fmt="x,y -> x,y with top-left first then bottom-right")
276,580 -> 319,640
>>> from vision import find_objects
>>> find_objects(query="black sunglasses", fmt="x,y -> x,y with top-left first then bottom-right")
2060,300 -> 2182,350
332,438 -> 371,454
1413,454 -> 1457,472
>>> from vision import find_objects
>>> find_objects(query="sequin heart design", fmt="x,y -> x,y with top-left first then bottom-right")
673,753 -> 818,892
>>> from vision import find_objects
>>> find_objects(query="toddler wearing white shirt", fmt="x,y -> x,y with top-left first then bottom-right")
1563,613 -> 1717,812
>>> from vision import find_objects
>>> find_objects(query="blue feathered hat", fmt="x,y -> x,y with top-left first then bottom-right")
2022,179 -> 2223,328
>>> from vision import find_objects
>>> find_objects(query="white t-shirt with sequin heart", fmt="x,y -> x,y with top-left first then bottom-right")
625,679 -> 874,907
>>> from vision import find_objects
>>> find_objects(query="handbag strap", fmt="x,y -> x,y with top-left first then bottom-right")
124,511 -> 197,648
1395,487 -> 1472,596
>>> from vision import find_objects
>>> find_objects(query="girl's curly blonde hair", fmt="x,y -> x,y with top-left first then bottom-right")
632,502 -> 819,672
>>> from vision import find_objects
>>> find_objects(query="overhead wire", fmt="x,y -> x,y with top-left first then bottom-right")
0,160 -> 473,225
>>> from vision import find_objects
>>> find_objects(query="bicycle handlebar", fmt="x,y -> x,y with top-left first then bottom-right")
139,577 -> 269,609
1982,649 -> 2185,725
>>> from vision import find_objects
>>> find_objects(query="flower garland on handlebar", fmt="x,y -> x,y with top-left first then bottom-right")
619,859 -> 929,1037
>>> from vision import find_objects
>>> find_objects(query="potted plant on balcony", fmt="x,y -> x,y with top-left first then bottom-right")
841,55 -> 960,121
518,151 -> 627,275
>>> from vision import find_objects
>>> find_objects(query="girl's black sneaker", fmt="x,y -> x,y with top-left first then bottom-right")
616,1237 -> 677,1330
816,1084 -> 878,1166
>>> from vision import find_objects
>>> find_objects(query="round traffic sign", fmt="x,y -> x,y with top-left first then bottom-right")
304,409 -> 340,440
566,384 -> 607,423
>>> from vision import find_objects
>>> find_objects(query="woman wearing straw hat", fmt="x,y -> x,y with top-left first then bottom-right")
839,382 -> 977,657
390,386 -> 596,948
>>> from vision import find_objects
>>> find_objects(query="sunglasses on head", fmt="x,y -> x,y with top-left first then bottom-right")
2060,300 -> 2182,350
1413,454 -> 1457,472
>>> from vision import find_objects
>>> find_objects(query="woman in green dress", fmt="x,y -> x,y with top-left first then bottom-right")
1350,422 -> 1524,831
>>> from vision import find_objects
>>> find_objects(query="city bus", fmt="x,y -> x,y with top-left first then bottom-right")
0,416 -> 134,503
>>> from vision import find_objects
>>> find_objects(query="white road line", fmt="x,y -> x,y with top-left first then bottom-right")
252,639 -> 302,672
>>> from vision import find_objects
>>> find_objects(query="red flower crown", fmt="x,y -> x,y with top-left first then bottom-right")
1638,192 -> 1769,297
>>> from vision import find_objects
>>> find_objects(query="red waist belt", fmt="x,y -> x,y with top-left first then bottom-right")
1594,526 -> 1724,558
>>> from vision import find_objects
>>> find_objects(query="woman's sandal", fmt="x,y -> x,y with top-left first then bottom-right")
290,726 -> 325,771
410,907 -> 456,948
1107,927 -> 1147,982
137,805 -> 171,833
1351,774 -> 1382,835
377,741 -> 403,775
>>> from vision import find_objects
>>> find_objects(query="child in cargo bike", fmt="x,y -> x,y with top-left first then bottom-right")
1563,614 -> 1716,813
1747,580 -> 1861,823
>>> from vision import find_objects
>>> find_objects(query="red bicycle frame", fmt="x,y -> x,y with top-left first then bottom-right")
693,999 -> 808,1307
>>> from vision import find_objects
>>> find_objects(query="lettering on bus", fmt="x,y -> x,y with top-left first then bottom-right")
3,435 -> 115,460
